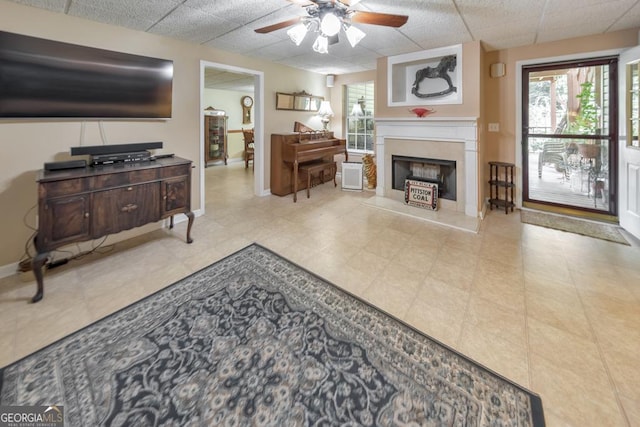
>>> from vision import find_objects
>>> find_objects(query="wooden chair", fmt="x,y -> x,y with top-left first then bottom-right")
242,128 -> 255,170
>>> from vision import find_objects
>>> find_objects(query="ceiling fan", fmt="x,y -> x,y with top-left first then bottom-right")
255,0 -> 408,53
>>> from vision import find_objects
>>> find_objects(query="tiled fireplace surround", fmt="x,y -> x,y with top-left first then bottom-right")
375,117 -> 479,218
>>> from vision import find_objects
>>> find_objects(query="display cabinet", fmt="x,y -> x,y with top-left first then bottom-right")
204,109 -> 228,166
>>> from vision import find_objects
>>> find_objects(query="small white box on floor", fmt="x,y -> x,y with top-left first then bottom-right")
342,162 -> 363,191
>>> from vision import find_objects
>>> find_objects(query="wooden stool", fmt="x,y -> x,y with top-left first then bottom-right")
297,161 -> 336,201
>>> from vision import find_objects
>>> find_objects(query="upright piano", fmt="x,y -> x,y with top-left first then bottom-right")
271,131 -> 347,199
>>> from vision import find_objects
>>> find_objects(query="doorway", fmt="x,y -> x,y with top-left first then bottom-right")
521,57 -> 618,220
199,61 -> 265,214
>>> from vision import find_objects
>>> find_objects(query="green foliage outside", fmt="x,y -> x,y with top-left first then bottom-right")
567,81 -> 600,134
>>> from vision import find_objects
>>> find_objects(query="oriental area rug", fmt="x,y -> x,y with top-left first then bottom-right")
0,244 -> 545,426
520,209 -> 629,245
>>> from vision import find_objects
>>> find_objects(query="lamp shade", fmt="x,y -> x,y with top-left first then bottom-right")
312,35 -> 328,54
350,102 -> 363,117
345,25 -> 366,47
287,23 -> 308,46
318,101 -> 334,117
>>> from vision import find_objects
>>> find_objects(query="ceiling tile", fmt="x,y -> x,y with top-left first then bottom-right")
609,2 -> 640,32
12,0 -> 66,12
148,5 -> 239,44
455,0 -> 545,33
68,0 -> 183,31
481,33 -> 537,51
540,1 -> 630,32
207,30 -> 285,55
184,0 -> 293,24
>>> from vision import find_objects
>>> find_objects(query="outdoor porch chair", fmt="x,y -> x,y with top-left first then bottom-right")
538,140 -> 568,179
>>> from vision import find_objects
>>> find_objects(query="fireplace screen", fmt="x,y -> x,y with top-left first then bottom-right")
392,155 -> 456,200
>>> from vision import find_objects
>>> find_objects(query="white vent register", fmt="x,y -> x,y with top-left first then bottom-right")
341,162 -> 363,190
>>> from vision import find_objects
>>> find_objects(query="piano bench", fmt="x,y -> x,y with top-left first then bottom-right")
297,161 -> 337,200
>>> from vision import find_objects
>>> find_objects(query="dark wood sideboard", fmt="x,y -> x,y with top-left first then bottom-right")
31,157 -> 195,303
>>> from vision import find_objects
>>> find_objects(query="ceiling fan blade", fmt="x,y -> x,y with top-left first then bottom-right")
255,17 -> 302,34
328,34 -> 339,45
351,11 -> 408,28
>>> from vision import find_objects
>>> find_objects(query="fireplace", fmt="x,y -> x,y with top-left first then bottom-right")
374,117 -> 478,217
392,155 -> 457,201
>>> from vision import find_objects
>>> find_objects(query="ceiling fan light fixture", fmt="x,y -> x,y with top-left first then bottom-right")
345,24 -> 366,47
312,35 -> 329,54
320,13 -> 341,37
287,22 -> 308,46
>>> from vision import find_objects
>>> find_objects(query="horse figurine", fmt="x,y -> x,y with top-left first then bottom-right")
411,55 -> 457,98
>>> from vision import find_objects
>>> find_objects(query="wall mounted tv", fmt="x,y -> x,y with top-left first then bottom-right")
0,31 -> 173,119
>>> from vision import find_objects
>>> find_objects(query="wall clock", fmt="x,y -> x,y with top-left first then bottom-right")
241,96 -> 253,124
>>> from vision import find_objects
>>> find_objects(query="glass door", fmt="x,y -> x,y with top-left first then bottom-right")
522,57 -> 618,218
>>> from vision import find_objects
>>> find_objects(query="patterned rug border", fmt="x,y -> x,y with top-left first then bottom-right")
0,243 -> 546,426
254,245 -> 546,427
521,209 -> 630,245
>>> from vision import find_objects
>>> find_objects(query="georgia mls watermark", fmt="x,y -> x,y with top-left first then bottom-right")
0,405 -> 64,427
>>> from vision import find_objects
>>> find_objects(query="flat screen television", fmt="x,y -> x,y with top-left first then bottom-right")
0,31 -> 173,119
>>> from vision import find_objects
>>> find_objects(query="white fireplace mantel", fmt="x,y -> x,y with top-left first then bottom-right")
374,117 -> 479,217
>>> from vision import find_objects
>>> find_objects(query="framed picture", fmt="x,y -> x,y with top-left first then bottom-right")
387,44 -> 462,106
276,93 -> 294,110
276,92 -> 323,111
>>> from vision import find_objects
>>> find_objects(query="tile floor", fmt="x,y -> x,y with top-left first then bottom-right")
1,161 -> 639,426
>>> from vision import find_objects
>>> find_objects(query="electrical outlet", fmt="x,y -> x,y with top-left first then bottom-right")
488,123 -> 500,132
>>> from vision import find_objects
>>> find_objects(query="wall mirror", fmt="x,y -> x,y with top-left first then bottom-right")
276,91 -> 324,111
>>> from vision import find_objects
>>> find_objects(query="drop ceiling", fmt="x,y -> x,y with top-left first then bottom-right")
7,0 -> 640,89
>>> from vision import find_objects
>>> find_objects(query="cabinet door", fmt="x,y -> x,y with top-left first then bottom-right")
161,176 -> 190,217
40,195 -> 90,249
204,115 -> 228,163
205,116 -> 221,161
92,183 -> 161,238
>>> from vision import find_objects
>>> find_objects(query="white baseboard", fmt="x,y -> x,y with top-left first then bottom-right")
0,262 -> 19,280
0,208 -> 206,280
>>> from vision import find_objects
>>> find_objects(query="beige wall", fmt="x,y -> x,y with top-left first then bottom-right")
0,0 -> 329,268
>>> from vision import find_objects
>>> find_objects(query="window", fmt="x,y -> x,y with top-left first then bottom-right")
345,82 -> 374,153
626,62 -> 640,148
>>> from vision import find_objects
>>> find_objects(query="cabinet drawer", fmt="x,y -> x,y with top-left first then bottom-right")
92,168 -> 159,190
40,178 -> 89,198
91,182 -> 161,238
160,164 -> 190,178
